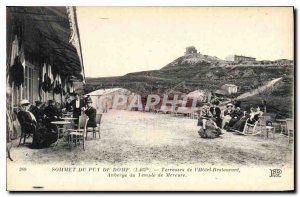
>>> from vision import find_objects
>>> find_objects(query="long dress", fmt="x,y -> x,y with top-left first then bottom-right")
229,112 -> 259,132
198,120 -> 222,139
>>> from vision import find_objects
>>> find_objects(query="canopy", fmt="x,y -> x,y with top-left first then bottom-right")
7,6 -> 85,82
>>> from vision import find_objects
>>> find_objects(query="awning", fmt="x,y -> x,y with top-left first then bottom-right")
7,6 -> 85,82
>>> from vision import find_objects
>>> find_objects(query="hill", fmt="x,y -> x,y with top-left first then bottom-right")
84,51 -> 294,118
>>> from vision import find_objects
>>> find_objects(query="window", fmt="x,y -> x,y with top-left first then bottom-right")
23,65 -> 34,103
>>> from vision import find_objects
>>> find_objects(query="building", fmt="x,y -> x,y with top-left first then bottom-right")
184,46 -> 198,55
234,55 -> 256,62
6,7 -> 85,116
86,88 -> 135,112
221,84 -> 238,95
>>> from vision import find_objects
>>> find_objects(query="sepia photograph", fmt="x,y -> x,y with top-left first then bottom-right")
6,6 -> 294,191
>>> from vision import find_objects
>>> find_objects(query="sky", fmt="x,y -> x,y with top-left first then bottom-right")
76,7 -> 294,78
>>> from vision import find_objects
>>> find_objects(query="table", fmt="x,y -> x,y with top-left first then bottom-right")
51,121 -> 71,146
61,117 -> 78,129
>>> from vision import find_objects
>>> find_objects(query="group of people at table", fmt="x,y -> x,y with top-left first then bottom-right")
197,100 -> 262,138
16,93 -> 97,148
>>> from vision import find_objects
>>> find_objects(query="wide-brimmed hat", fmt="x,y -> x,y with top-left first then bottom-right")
227,103 -> 233,107
20,99 -> 30,106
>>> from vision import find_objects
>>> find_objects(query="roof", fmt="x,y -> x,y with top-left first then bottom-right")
234,55 -> 256,59
7,6 -> 85,82
187,90 -> 206,98
215,89 -> 226,95
86,88 -> 132,96
223,84 -> 237,87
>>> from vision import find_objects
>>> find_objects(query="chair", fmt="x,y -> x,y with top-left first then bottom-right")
257,116 -> 275,139
242,118 -> 258,135
86,114 -> 102,140
68,115 -> 89,150
17,112 -> 36,146
286,119 -> 294,143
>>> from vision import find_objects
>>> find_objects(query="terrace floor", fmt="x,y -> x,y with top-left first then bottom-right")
8,110 -> 293,167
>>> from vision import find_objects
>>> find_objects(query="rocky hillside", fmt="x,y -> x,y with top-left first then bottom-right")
84,51 -> 294,117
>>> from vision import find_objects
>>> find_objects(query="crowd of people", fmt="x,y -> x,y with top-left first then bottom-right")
197,100 -> 263,139
16,93 -> 97,148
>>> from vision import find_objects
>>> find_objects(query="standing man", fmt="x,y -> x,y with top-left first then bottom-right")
209,100 -> 222,128
71,93 -> 85,124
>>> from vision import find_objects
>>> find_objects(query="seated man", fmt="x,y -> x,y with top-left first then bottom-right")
83,97 -> 97,128
17,99 -> 37,145
43,100 -> 61,131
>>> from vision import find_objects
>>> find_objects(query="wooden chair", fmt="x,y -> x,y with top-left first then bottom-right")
86,114 -> 102,140
242,118 -> 258,135
16,113 -> 36,146
286,119 -> 294,143
68,115 -> 89,150
257,116 -> 275,139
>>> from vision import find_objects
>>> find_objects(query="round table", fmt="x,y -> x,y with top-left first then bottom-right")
51,121 -> 71,146
61,117 -> 78,129
61,117 -> 78,121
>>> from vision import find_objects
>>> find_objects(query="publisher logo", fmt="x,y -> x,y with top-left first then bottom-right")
269,169 -> 282,177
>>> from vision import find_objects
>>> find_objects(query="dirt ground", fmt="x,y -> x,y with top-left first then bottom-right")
8,110 -> 293,166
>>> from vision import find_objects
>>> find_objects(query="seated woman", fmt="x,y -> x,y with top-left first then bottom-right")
228,106 -> 260,132
197,104 -> 222,139
17,99 -> 37,145
227,106 -> 244,129
221,103 -> 234,129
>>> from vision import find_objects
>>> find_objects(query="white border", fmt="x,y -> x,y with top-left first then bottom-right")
0,1 -> 298,196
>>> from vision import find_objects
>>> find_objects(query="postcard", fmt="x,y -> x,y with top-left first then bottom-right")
6,6 -> 294,191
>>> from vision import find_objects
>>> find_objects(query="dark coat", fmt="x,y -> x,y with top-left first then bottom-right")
44,105 -> 59,121
223,109 -> 233,117
17,111 -> 37,134
210,107 -> 221,118
70,99 -> 85,117
232,110 -> 244,119
29,105 -> 44,123
85,107 -> 97,127
227,110 -> 244,128
209,106 -> 222,127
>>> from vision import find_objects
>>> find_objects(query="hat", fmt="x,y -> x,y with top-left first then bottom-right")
35,101 -> 42,105
227,103 -> 233,107
86,97 -> 93,103
20,99 -> 30,106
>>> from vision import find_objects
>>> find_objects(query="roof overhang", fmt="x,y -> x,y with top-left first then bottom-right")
7,6 -> 85,82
